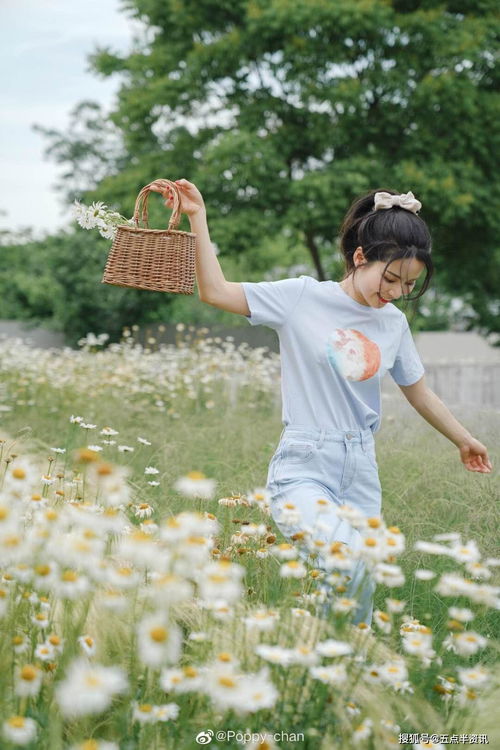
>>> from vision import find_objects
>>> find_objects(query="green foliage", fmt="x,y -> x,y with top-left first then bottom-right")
5,0 -> 500,338
0,230 -> 181,344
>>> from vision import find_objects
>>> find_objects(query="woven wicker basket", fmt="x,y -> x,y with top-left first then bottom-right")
102,179 -> 196,294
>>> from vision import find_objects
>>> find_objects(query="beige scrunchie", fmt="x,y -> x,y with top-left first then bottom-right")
374,191 -> 422,213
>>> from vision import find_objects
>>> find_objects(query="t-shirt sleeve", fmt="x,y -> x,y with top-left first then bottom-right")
388,318 -> 425,386
241,277 -> 307,329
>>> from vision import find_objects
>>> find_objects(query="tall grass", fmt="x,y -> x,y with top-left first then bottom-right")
0,334 -> 498,749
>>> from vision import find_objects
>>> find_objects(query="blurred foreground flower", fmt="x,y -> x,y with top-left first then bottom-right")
2,716 -> 38,746
174,471 -> 216,500
55,659 -> 128,717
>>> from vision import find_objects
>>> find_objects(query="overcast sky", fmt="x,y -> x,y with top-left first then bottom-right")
0,0 -> 140,236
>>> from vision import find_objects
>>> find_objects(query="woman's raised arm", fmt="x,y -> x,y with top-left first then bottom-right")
150,179 -> 250,316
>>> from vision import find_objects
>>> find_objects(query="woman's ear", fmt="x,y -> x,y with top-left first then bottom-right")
353,246 -> 367,267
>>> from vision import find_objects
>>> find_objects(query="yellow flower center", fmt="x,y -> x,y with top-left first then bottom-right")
187,471 -> 206,480
12,468 -> 27,480
62,570 -> 78,582
97,463 -> 113,476
84,674 -> 102,687
20,665 -> 38,681
364,537 -> 377,547
150,626 -> 168,643
77,449 -> 100,463
8,716 -> 26,729
218,676 -> 236,688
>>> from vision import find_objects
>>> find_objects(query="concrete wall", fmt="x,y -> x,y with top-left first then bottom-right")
0,320 -> 65,348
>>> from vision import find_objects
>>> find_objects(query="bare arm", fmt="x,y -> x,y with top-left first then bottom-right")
188,209 -> 250,315
150,179 -> 249,316
398,376 -> 493,473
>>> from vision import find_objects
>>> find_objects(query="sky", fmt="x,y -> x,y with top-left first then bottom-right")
0,0 -> 140,236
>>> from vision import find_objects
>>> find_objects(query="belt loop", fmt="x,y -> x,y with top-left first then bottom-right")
360,430 -> 365,450
318,428 -> 325,449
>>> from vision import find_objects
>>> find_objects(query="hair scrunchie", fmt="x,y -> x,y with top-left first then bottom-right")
373,191 -> 422,213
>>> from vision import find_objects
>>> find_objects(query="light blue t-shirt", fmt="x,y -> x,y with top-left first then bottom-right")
242,275 -> 424,433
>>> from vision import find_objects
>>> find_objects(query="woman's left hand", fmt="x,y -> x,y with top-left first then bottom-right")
458,438 -> 493,473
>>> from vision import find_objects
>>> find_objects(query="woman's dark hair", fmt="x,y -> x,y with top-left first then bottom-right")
339,188 -> 433,300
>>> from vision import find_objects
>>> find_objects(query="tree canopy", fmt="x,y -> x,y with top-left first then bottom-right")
30,0 -> 500,337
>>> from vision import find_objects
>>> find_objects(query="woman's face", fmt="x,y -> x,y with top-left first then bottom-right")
349,247 -> 425,308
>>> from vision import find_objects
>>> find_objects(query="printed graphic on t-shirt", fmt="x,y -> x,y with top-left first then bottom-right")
326,328 -> 381,381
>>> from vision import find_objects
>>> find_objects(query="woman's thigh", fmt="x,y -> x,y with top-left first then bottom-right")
266,430 -> 381,543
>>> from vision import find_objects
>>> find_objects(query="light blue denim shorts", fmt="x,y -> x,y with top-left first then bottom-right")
266,425 -> 382,623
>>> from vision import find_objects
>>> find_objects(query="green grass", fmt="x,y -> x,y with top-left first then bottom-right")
0,341 -> 498,750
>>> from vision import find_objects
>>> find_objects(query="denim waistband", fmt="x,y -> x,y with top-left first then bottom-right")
279,424 -> 374,449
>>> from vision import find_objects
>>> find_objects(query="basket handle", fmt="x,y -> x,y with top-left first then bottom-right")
133,179 -> 182,230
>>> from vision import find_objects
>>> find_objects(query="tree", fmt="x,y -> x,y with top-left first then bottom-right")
37,0 -> 500,335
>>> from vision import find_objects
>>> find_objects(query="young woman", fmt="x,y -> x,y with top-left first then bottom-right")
151,180 -> 493,623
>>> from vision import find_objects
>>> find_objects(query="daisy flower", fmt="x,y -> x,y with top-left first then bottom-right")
55,658 -> 128,717
255,645 -> 293,667
153,703 -> 180,721
377,660 -> 408,687
457,665 -> 490,688
373,611 -> 393,637
100,427 -> 118,437
34,643 -> 55,662
160,666 -> 205,694
78,635 -> 97,657
315,639 -> 352,657
449,539 -> 481,563
15,664 -> 43,697
309,663 -> 348,685
132,702 -> 156,724
244,609 -> 280,632
137,614 -> 182,667
448,606 -> 474,622
70,740 -> 119,750
352,718 -> 373,743
2,716 -> 37,746
174,471 -> 216,500
414,569 -> 435,581
279,560 -> 307,578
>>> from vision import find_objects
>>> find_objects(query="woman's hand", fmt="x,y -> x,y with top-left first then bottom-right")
149,179 -> 205,217
458,438 -> 493,473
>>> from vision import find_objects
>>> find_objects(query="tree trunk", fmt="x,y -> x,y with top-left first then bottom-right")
304,231 -> 325,281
